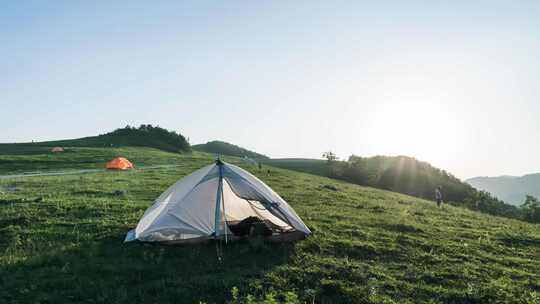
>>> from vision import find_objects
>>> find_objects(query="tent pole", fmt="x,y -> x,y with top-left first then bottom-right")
214,163 -> 224,240
222,181 -> 228,244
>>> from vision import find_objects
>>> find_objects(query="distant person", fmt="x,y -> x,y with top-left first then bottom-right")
435,186 -> 443,208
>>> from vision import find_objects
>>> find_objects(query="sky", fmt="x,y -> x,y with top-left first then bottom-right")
1,1 -> 540,179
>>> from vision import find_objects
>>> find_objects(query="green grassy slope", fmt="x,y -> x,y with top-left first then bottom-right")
0,149 -> 539,303
0,146 -> 202,175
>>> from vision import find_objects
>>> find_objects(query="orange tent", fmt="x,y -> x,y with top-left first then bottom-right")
51,147 -> 64,153
106,157 -> 134,170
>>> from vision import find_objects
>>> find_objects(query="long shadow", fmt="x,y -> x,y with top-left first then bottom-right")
497,234 -> 540,248
0,232 -> 294,304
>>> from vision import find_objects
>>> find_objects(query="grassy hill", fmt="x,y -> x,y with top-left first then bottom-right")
0,125 -> 190,154
263,156 -> 524,223
1,147 -> 539,303
0,146 -> 205,175
193,140 -> 269,160
268,156 -> 476,202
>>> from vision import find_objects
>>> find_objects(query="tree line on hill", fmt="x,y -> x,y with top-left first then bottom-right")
116,124 -> 190,152
323,153 -> 536,223
38,124 -> 191,153
192,140 -> 269,160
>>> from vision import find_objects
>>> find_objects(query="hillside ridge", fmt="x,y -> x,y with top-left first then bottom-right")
0,125 -> 190,153
192,140 -> 269,159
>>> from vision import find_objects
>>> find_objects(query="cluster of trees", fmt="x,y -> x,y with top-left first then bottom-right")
323,154 -> 474,201
115,124 -> 191,152
322,153 -> 534,222
462,190 -> 523,221
42,124 -> 191,153
521,195 -> 540,222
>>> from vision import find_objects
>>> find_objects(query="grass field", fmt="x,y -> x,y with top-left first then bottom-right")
0,145 -> 202,175
1,147 -> 539,303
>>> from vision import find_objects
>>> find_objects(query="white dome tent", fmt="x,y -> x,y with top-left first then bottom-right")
125,160 -> 310,243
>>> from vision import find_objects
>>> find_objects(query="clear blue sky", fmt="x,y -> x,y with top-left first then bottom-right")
2,1 -> 540,179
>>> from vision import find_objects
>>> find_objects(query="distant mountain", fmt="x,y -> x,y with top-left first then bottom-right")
466,174 -> 540,206
192,140 -> 269,159
2,125 -> 190,153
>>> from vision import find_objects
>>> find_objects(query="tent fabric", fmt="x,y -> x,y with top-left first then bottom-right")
106,157 -> 134,170
51,147 -> 64,153
125,161 -> 310,243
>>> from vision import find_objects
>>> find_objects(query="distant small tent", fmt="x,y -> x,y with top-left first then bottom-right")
106,157 -> 134,170
51,147 -> 64,153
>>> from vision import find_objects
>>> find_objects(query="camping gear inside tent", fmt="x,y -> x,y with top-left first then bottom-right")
51,147 -> 64,153
106,157 -> 134,170
124,160 -> 311,243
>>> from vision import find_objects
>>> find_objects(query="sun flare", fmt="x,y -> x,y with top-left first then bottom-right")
366,101 -> 462,162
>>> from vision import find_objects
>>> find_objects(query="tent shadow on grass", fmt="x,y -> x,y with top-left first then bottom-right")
1,232 -> 296,304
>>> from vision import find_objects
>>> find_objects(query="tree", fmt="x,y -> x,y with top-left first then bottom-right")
521,195 -> 540,223
322,151 -> 338,162
322,152 -> 339,177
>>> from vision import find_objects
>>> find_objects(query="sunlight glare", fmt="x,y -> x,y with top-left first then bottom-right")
366,101 -> 463,163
